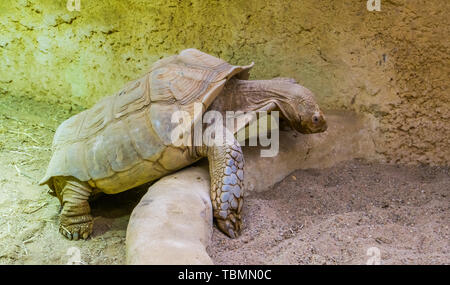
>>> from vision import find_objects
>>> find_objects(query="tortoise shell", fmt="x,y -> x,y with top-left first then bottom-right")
40,49 -> 253,194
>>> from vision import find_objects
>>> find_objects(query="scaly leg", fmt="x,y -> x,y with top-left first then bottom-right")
53,177 -> 93,240
196,130 -> 244,238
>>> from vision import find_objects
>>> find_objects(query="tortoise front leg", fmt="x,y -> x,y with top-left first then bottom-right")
197,131 -> 244,238
53,177 -> 93,240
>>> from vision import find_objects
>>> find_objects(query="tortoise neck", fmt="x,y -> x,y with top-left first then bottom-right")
227,79 -> 293,107
229,79 -> 274,94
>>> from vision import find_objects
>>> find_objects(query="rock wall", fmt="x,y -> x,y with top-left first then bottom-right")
0,0 -> 448,165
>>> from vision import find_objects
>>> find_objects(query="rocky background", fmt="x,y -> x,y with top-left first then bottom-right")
0,0 -> 448,165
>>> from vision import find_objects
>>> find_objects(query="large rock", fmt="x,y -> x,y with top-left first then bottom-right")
126,164 -> 213,265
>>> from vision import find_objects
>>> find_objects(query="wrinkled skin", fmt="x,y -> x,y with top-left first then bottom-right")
211,77 -> 328,135
272,83 -> 327,134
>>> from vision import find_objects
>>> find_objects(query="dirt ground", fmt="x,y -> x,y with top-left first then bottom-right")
0,95 -> 448,265
209,160 -> 449,264
0,95 -> 144,264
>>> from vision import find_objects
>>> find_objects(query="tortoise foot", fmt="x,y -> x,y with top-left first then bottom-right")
59,214 -> 93,240
216,216 -> 242,239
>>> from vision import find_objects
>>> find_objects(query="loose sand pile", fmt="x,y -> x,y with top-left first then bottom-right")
0,95 -> 448,264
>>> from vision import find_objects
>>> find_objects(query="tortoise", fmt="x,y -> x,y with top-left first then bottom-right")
39,49 -> 327,240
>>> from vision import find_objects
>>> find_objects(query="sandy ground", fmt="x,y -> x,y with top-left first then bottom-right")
0,95 -> 144,264
0,95 -> 449,265
209,160 -> 450,264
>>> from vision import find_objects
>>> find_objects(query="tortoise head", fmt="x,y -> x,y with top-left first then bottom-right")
268,78 -> 327,134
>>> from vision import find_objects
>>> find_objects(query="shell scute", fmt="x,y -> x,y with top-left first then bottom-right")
149,103 -> 180,146
63,141 -> 90,181
101,120 -> 140,173
113,77 -> 150,119
125,111 -> 165,162
85,134 -> 114,180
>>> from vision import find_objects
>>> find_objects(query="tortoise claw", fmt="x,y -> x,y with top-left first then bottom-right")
216,217 -> 241,239
59,214 -> 93,241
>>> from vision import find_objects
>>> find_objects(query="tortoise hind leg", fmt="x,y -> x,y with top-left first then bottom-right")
197,130 -> 244,238
53,177 -> 93,240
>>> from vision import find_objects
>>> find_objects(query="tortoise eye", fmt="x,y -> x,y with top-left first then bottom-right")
312,115 -> 319,123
